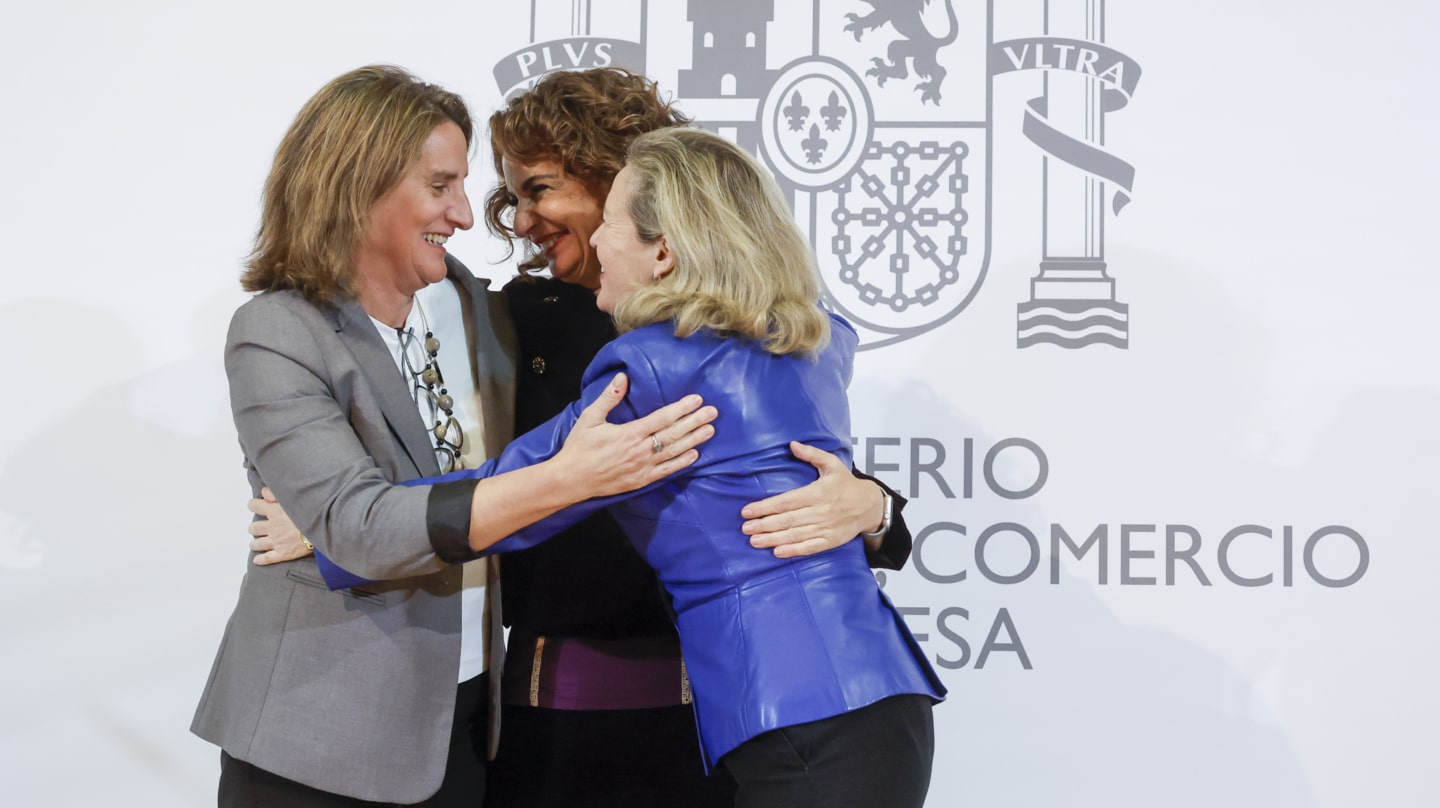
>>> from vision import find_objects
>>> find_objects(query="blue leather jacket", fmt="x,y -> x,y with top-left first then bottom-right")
434,312 -> 945,764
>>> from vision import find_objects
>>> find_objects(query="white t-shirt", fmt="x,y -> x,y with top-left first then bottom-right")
370,278 -> 490,683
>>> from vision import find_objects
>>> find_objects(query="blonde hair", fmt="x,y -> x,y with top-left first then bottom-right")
613,128 -> 829,356
242,65 -> 473,303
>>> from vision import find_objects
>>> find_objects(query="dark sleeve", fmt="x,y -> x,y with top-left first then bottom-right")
855,468 -> 912,571
411,396 -> 591,556
425,479 -> 483,564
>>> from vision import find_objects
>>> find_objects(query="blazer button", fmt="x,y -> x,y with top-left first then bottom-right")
542,296 -> 560,304
531,356 -> 546,375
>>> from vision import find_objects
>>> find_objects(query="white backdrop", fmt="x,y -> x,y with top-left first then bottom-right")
2,1 -> 1436,806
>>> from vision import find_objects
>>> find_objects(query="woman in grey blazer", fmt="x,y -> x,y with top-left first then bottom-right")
191,65 -> 716,807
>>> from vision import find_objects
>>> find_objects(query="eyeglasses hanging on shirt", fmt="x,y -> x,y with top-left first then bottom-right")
398,299 -> 465,474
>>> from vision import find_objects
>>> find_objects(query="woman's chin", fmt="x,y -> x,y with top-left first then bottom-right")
552,258 -> 602,290
594,288 -> 617,314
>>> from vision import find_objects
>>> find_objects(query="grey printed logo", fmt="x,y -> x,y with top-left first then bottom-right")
994,1 -> 1142,348
844,0 -> 960,105
495,0 -> 1140,351
675,0 -> 989,351
492,0 -> 647,99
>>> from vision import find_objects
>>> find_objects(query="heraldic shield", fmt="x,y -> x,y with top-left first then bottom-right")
674,0 -> 993,351
503,0 -> 993,350
781,1 -> 991,351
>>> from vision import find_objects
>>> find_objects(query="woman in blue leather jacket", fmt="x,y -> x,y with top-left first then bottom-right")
432,127 -> 945,807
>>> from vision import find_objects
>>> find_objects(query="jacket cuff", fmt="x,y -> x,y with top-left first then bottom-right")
427,480 -> 483,564
853,467 -> 913,571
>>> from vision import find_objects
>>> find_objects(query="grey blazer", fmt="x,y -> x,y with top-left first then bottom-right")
191,256 -> 517,803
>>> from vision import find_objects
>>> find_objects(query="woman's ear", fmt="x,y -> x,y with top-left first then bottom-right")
651,236 -> 675,281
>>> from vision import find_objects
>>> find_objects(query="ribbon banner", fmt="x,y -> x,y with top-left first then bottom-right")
992,37 -> 1142,214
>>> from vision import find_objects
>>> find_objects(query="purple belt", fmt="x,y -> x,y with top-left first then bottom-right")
501,633 -> 691,711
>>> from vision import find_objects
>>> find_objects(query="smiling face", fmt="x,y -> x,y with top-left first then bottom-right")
501,156 -> 606,290
357,121 -> 474,305
592,166 -> 671,314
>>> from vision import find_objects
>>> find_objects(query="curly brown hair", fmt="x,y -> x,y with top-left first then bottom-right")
483,68 -> 690,270
242,65 -> 473,303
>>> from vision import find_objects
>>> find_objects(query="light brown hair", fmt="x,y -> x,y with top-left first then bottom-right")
242,65 -> 473,303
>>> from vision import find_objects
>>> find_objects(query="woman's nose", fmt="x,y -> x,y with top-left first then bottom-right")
512,202 -> 535,237
451,193 -> 474,231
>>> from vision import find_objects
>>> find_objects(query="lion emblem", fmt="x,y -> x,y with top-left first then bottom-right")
844,0 -> 959,105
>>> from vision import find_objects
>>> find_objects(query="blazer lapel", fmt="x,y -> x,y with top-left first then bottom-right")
326,297 -> 441,478
448,260 -> 518,457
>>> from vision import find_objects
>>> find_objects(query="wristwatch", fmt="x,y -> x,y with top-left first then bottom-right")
859,491 -> 893,539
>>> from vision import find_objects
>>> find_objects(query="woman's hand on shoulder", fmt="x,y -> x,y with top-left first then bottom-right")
556,372 -> 718,499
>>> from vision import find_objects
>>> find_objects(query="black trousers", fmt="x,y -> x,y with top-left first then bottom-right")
484,702 -> 735,808
719,694 -> 935,808
218,673 -> 489,808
